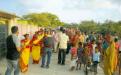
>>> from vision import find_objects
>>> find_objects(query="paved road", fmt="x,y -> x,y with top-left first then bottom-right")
0,53 -> 104,75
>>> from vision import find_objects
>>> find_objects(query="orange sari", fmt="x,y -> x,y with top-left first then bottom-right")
20,39 -> 30,73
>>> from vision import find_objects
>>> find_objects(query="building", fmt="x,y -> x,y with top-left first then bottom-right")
0,10 -> 39,59
0,10 -> 18,59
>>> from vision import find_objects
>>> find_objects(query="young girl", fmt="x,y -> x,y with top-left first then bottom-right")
70,44 -> 77,71
83,43 -> 91,68
76,42 -> 83,70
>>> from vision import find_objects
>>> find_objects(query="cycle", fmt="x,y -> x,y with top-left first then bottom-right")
84,58 -> 98,75
84,56 -> 92,75
92,61 -> 98,75
85,61 -> 91,75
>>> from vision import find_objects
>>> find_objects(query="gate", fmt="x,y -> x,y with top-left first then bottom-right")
0,24 -> 8,59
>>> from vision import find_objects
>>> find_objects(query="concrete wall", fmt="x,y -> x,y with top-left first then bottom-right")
7,18 -> 17,34
7,19 -> 39,36
0,17 -> 40,40
17,24 -> 39,36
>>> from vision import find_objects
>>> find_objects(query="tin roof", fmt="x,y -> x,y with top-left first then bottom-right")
0,10 -> 19,19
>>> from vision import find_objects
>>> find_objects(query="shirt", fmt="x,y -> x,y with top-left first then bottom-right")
118,40 -> 121,51
59,32 -> 69,49
71,47 -> 77,56
12,34 -> 21,48
92,44 -> 97,53
53,32 -> 59,43
93,52 -> 100,62
77,47 -> 83,58
6,34 -> 21,60
43,35 -> 54,48
102,41 -> 109,51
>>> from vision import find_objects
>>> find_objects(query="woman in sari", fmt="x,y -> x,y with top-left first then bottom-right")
71,31 -> 80,48
31,30 -> 44,64
103,35 -> 118,75
20,34 -> 30,73
79,32 -> 85,44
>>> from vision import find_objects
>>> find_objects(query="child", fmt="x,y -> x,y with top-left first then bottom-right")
92,40 -> 97,53
76,42 -> 83,70
70,44 -> 77,71
92,47 -> 100,74
83,43 -> 91,69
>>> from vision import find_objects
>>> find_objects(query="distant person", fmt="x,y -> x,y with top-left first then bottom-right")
92,40 -> 97,54
52,30 -> 59,53
119,36 -> 121,53
103,35 -> 118,75
58,27 -> 69,65
31,30 -> 44,64
5,26 -> 21,75
71,31 -> 80,48
76,42 -> 84,70
70,44 -> 77,71
92,47 -> 101,74
118,36 -> 121,75
31,31 -> 40,64
89,32 -> 96,42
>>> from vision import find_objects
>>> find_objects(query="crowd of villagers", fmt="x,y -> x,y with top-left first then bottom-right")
18,27 -> 121,75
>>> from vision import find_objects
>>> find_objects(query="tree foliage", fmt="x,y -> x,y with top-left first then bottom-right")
64,20 -> 121,37
22,12 -> 64,27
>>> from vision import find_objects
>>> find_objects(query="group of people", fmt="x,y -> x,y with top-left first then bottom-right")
66,28 -> 121,75
5,26 -> 68,75
5,26 -> 121,75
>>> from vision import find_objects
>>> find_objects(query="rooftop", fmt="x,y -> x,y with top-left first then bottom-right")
0,10 -> 18,19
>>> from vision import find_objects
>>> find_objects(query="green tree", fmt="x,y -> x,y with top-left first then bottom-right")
79,21 -> 98,32
22,12 -> 63,27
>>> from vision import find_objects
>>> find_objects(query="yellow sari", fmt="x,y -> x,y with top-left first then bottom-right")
20,39 -> 30,73
103,41 -> 118,75
31,33 -> 44,64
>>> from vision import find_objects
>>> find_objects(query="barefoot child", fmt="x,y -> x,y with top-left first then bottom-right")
76,42 -> 84,70
70,44 -> 77,71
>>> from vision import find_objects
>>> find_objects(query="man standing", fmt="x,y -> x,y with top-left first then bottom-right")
52,30 -> 59,53
5,26 -> 21,75
41,30 -> 54,68
58,27 -> 69,65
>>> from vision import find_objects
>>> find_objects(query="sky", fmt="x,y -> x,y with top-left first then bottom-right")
0,0 -> 121,23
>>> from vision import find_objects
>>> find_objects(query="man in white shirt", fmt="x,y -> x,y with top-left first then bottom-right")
58,27 -> 69,65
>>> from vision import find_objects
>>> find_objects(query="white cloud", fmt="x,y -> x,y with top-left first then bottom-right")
109,0 -> 121,5
19,0 -> 121,23
92,0 -> 117,9
19,0 -> 63,11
